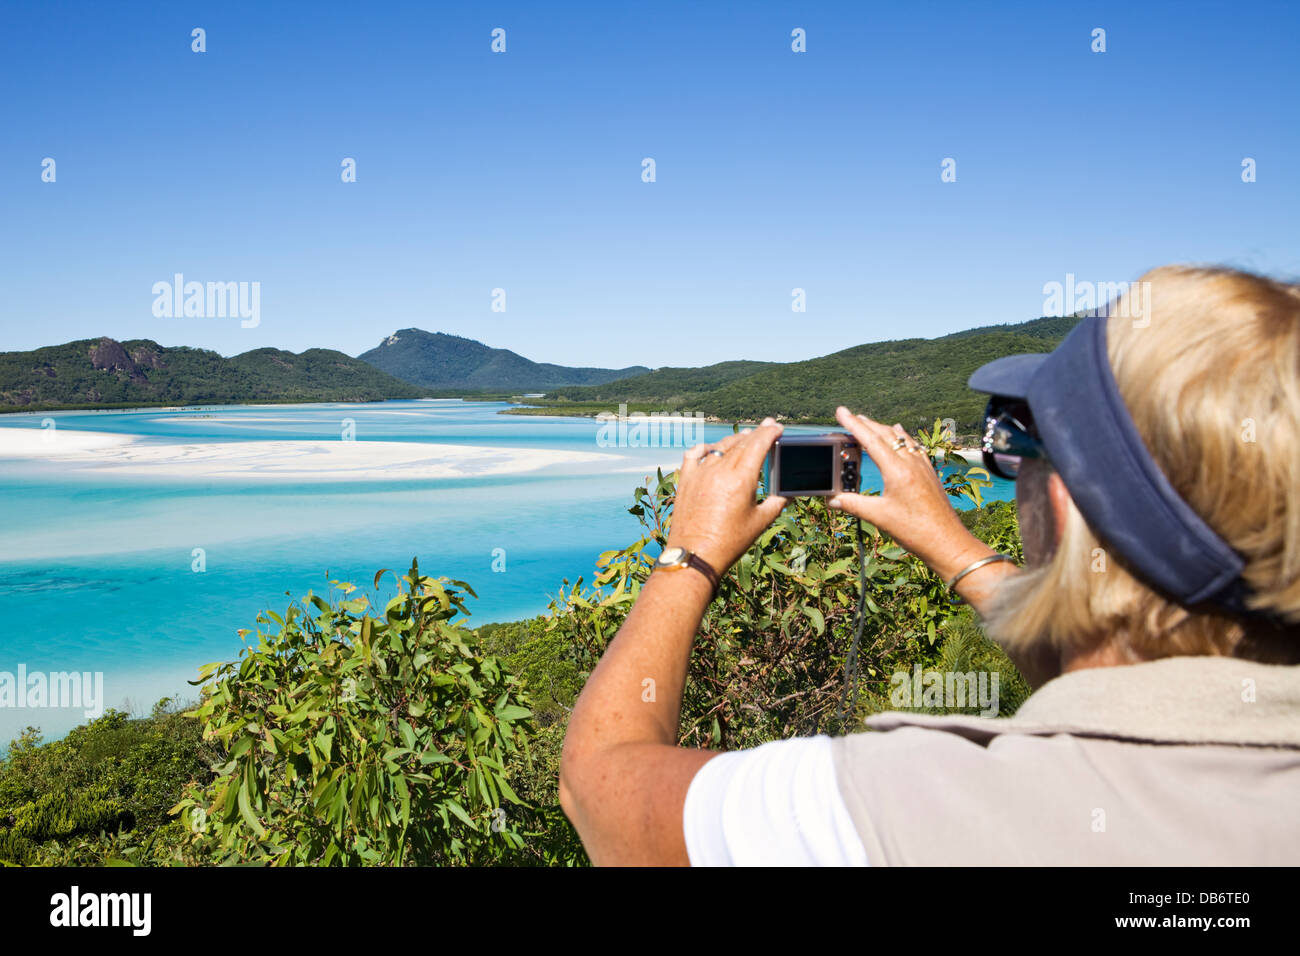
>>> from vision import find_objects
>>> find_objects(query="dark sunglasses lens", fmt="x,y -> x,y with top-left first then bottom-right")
983,450 -> 1022,479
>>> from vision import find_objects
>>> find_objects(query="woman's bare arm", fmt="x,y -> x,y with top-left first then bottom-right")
559,422 -> 786,865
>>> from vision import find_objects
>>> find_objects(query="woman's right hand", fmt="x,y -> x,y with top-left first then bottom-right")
827,406 -> 996,586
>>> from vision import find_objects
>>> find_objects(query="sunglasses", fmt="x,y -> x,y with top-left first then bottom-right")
981,397 -> 1048,480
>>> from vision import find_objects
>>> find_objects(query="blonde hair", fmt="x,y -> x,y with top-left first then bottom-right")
984,266 -> 1300,666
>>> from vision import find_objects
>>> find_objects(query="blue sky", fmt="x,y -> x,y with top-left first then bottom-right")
2,0 -> 1297,367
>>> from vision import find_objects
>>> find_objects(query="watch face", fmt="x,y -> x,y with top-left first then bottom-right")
657,546 -> 686,567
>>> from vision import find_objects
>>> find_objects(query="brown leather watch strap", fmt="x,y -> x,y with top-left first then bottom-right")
684,552 -> 721,598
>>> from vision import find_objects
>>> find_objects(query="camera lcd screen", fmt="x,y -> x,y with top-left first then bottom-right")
779,443 -> 834,492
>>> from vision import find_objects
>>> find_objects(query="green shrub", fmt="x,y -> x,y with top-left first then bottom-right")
172,560 -> 535,866
960,498 -> 1025,565
0,786 -> 135,867
0,703 -> 210,866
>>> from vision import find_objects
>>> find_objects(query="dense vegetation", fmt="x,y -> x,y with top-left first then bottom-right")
540,359 -> 777,404
0,702 -> 215,865
359,329 -> 650,391
516,316 -> 1080,434
0,427 -> 1028,866
0,337 -> 424,411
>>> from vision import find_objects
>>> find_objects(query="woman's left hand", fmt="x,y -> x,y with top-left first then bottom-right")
664,418 -> 789,573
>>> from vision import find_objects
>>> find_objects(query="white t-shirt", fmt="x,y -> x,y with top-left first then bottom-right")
682,734 -> 870,866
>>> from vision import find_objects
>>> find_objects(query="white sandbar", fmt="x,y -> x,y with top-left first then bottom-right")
0,428 -> 618,480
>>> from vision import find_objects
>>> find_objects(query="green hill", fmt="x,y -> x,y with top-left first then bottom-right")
359,329 -> 651,391
0,337 -> 425,411
518,316 -> 1079,433
545,360 -> 776,404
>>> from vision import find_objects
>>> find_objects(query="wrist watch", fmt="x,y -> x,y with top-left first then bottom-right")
653,546 -> 721,598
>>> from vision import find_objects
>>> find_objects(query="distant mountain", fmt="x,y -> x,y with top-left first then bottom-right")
358,329 -> 651,391
526,315 -> 1081,433
0,337 -> 424,411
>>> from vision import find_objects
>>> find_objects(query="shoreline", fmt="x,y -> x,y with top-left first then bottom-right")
0,396 -> 484,416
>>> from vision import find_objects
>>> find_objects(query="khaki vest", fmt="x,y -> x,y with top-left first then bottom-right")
831,657 -> 1300,865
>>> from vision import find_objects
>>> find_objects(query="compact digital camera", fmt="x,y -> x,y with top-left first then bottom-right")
763,432 -> 861,497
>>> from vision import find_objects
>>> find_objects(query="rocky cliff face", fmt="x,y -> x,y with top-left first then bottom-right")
130,345 -> 165,369
89,337 -> 152,384
89,337 -> 132,372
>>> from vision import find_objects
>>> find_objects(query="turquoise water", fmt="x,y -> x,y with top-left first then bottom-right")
0,401 -> 1012,742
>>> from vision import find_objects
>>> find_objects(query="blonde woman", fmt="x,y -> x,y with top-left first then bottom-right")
559,266 -> 1300,866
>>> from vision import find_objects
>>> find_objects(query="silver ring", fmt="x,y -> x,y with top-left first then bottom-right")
707,449 -> 725,458
890,437 -> 907,450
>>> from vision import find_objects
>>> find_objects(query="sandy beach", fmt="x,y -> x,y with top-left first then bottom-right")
0,427 -> 619,480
